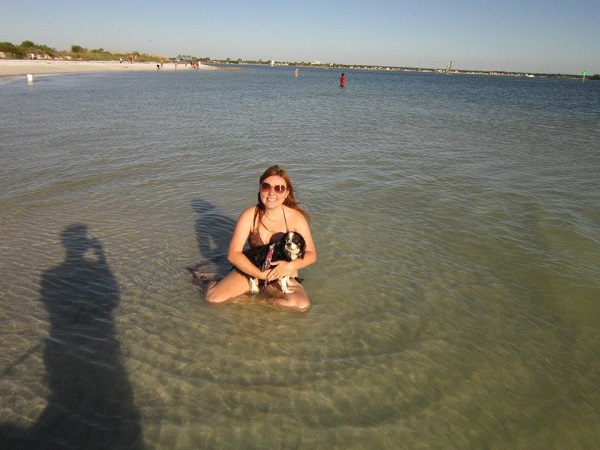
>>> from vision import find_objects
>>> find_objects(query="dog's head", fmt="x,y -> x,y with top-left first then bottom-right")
283,231 -> 306,260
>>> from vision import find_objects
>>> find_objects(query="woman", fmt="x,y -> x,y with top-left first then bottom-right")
205,165 -> 316,311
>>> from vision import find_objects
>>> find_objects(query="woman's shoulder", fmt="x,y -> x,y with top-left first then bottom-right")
235,206 -> 257,225
284,205 -> 309,227
239,205 -> 259,216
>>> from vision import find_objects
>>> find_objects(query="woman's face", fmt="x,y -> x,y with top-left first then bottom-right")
259,175 -> 289,208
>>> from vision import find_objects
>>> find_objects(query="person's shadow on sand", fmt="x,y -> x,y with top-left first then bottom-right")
189,200 -> 237,284
0,224 -> 144,450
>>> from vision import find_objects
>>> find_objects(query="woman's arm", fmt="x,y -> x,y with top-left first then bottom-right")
291,212 -> 317,270
226,207 -> 269,279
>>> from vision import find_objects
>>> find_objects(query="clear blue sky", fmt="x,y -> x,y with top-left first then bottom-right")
1,0 -> 598,74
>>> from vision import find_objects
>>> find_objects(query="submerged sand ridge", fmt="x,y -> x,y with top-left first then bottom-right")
0,59 -> 218,77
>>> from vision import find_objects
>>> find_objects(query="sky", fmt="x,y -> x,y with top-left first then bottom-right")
1,0 -> 598,75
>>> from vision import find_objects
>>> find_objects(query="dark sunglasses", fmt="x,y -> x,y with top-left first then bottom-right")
260,182 -> 287,194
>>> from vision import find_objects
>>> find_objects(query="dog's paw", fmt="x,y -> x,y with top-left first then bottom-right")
249,277 -> 260,293
280,276 -> 295,294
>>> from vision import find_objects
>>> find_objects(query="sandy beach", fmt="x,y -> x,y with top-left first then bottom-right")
0,59 -> 218,77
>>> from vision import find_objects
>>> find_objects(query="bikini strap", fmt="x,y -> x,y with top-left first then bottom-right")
282,206 -> 289,232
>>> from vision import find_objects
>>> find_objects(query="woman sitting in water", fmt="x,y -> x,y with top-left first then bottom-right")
205,165 -> 317,311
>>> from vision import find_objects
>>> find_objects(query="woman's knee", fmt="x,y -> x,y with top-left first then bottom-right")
288,297 -> 311,312
295,297 -> 311,312
205,283 -> 227,304
272,293 -> 310,311
205,275 -> 249,304
285,286 -> 310,311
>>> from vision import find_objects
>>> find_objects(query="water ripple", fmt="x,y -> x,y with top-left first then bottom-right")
1,68 -> 598,448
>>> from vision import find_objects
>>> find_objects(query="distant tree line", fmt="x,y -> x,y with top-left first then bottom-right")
0,40 -> 159,62
0,40 -> 55,59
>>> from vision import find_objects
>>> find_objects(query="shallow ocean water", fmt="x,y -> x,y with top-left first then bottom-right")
1,66 -> 599,448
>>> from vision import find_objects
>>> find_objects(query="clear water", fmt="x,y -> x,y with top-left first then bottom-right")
1,67 -> 599,448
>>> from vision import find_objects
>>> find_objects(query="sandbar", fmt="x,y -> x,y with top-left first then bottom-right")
0,59 -> 217,77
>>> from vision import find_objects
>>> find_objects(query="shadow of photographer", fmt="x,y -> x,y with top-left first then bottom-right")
1,224 -> 144,450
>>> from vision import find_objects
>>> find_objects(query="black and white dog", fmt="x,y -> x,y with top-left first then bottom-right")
243,231 -> 306,294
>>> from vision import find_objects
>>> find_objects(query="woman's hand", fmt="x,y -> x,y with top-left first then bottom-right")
266,260 -> 292,282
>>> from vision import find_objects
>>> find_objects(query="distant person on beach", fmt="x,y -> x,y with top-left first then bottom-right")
205,165 -> 317,311
340,72 -> 346,87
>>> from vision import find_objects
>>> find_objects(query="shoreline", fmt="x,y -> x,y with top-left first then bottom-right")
0,59 -> 219,78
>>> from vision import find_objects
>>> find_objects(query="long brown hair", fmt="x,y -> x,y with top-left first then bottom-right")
255,165 -> 308,225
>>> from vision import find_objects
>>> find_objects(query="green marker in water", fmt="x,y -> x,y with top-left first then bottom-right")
582,71 -> 587,82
